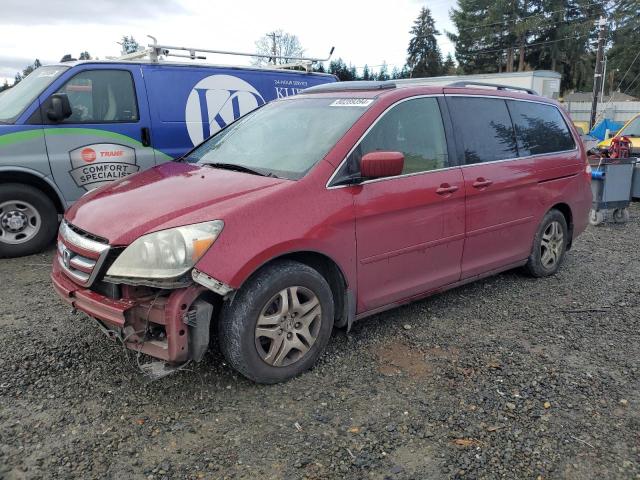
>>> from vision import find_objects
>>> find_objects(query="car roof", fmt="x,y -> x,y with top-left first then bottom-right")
302,80 -> 555,104
41,60 -> 336,77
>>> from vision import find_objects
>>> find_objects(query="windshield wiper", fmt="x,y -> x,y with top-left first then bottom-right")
203,162 -> 278,178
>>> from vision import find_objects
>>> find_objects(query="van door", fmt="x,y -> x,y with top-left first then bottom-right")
446,95 -> 538,278
42,65 -> 156,203
347,97 -> 465,312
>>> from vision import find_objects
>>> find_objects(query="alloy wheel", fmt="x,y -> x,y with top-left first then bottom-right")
254,286 -> 322,367
540,220 -> 564,269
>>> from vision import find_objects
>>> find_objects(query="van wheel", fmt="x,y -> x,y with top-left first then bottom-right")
525,209 -> 568,278
218,260 -> 334,383
0,183 -> 58,258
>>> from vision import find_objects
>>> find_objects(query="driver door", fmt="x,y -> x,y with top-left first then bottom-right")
42,65 -> 156,204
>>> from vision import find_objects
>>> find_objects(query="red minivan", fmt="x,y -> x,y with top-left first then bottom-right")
52,81 -> 592,383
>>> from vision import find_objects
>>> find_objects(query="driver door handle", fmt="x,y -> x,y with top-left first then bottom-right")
472,178 -> 493,189
141,127 -> 151,147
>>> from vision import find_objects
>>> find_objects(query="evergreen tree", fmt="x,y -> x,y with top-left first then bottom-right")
390,66 -> 401,79
0,79 -> 10,92
443,53 -> 457,75
79,51 -> 91,60
607,0 -> 640,97
13,73 -> 22,85
362,64 -> 372,80
377,62 -> 390,81
329,58 -> 358,81
407,7 -> 443,77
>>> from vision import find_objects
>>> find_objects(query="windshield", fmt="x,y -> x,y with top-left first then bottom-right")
619,116 -> 640,137
0,66 -> 68,123
185,97 -> 371,180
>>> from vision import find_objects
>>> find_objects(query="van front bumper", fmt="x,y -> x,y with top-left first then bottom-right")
51,259 -> 206,363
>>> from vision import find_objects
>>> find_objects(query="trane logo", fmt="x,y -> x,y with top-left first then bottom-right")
185,74 -> 266,145
80,148 -> 124,163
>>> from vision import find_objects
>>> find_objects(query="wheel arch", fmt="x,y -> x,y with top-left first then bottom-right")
237,250 -> 353,329
0,168 -> 66,214
550,202 -> 574,249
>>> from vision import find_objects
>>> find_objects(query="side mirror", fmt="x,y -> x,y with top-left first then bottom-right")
360,151 -> 404,179
46,93 -> 72,122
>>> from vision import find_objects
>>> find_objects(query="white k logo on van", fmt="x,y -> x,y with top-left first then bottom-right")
69,143 -> 139,191
185,74 -> 266,145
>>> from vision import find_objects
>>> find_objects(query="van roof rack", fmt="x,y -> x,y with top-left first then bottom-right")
447,81 -> 537,95
305,80 -> 396,93
115,36 -> 335,73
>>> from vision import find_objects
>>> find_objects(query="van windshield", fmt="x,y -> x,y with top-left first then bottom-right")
619,116 -> 640,137
0,66 -> 68,124
185,97 -> 371,180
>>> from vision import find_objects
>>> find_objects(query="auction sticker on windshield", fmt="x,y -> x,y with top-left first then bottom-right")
68,143 -> 139,190
330,99 -> 374,107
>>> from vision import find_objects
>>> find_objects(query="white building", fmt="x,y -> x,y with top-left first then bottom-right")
396,70 -> 561,99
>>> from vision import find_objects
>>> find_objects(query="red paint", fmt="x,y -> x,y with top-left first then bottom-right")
54,85 -> 592,363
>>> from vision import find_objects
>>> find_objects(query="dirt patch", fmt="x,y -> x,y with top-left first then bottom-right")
373,341 -> 433,378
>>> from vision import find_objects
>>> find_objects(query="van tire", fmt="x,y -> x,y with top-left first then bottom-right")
218,260 -> 334,384
0,183 -> 58,258
525,209 -> 568,278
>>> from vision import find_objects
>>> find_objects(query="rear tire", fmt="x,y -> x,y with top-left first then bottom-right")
525,209 -> 568,278
218,260 -> 334,384
0,183 -> 58,258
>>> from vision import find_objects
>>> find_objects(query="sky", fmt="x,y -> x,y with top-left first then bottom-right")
0,0 -> 458,84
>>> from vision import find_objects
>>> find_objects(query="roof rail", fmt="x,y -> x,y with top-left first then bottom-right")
305,80 -> 396,93
114,36 -> 335,73
447,81 -> 537,95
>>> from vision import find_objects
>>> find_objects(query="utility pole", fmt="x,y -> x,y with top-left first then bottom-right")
590,17 -> 607,130
267,32 -> 279,65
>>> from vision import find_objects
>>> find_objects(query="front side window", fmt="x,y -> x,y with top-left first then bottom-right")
55,70 -> 138,123
448,97 -> 518,164
507,100 -> 575,155
0,66 -> 68,124
185,97 -> 369,180
340,97 -> 449,179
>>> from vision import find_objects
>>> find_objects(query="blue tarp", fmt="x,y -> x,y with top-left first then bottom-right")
590,118 -> 625,141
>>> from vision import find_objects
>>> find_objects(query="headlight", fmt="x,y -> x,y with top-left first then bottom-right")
106,220 -> 224,279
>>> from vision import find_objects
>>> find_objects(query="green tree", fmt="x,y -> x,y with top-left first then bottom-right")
0,79 -> 10,92
362,64 -> 372,80
13,73 -> 22,85
329,58 -> 359,81
79,51 -> 91,60
120,35 -> 141,55
443,53 -> 457,74
407,7 -> 443,77
606,0 -> 640,97
377,62 -> 390,81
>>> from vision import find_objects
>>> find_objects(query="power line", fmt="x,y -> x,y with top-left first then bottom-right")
459,32 -> 595,56
454,0 -> 608,33
623,70 -> 640,95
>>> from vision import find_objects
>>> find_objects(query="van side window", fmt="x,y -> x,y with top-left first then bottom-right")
448,97 -> 518,164
347,97 -> 449,176
507,101 -> 576,155
55,70 -> 138,123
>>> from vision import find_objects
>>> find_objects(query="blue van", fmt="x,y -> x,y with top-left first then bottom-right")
0,55 -> 336,257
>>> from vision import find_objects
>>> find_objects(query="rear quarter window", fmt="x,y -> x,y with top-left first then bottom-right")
506,100 -> 575,156
447,97 -> 518,164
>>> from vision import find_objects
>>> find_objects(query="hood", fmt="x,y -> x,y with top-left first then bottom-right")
66,162 -> 287,245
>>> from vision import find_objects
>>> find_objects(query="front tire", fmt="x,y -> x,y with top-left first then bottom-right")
0,183 -> 58,258
525,209 -> 568,278
218,260 -> 334,384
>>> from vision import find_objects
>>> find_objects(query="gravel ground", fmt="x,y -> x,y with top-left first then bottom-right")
1,205 -> 639,480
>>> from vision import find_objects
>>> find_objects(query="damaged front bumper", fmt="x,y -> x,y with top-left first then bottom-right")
51,260 -> 217,364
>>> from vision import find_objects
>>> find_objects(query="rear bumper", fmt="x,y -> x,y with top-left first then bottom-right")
51,260 -> 206,363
